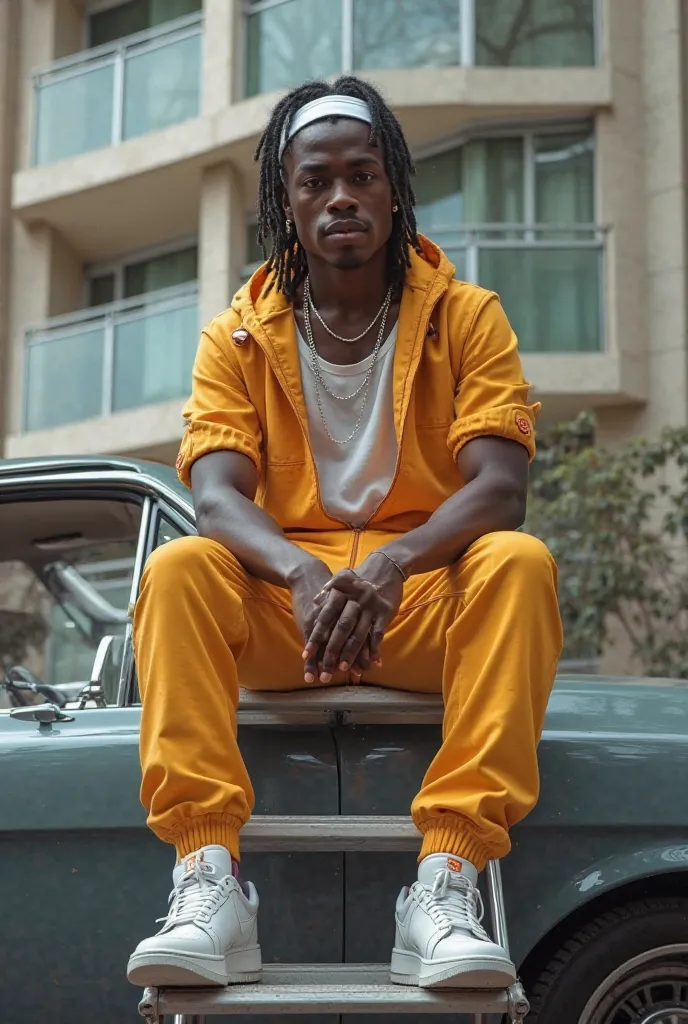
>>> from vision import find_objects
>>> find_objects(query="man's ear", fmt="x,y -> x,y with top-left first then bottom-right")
282,191 -> 293,222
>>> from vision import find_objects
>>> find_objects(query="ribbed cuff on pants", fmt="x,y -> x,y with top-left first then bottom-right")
164,814 -> 243,862
417,815 -> 504,873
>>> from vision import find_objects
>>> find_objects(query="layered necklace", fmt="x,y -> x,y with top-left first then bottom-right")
302,275 -> 392,445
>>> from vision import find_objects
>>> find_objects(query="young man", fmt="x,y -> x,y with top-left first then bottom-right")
127,77 -> 562,991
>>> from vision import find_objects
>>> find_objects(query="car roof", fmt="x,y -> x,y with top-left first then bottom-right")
0,454 -> 188,501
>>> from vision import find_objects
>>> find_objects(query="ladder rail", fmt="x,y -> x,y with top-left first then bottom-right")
486,858 -> 510,956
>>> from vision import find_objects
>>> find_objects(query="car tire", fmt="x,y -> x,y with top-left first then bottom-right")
526,897 -> 688,1024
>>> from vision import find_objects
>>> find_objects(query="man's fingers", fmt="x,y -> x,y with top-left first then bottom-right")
302,590 -> 346,681
368,620 -> 387,662
304,590 -> 347,652
339,611 -> 374,673
324,575 -> 377,603
320,600 -> 361,681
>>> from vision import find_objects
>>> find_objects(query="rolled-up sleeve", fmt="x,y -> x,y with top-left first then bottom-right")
176,321 -> 262,489
447,291 -> 539,462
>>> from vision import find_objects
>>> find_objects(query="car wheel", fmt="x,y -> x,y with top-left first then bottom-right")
527,897 -> 688,1024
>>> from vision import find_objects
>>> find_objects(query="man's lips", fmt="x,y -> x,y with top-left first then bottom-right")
325,221 -> 367,237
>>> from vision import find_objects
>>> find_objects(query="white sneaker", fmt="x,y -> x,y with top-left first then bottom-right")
127,845 -> 262,987
390,854 -> 517,989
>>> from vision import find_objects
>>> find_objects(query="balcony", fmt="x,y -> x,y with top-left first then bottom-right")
23,284 -> 199,433
31,13 -> 203,166
245,0 -> 598,96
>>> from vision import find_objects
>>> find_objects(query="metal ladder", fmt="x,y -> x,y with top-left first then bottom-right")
136,686 -> 530,1024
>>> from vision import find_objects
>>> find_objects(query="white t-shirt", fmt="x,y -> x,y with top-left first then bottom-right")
297,322 -> 398,527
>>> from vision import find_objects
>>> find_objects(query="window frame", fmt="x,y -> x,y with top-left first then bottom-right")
123,498 -> 196,708
83,0 -> 203,49
242,0 -> 600,96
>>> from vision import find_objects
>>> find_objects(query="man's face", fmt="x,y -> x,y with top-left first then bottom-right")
282,118 -> 394,271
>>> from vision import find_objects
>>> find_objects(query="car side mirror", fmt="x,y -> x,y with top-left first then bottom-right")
77,635 -> 116,709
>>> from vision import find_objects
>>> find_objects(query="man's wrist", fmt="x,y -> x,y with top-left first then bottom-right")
375,541 -> 415,579
367,549 -> 408,582
283,554 -> 329,590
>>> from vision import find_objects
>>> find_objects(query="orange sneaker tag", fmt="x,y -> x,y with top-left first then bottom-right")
447,857 -> 463,873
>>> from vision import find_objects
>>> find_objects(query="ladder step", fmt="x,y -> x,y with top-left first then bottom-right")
242,815 -> 419,851
237,685 -> 443,725
139,965 -> 528,1017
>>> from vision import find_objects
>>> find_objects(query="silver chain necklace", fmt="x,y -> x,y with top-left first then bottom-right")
301,281 -> 392,445
305,275 -> 391,344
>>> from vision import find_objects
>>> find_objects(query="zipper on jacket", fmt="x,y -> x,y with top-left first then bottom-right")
348,528 -> 362,570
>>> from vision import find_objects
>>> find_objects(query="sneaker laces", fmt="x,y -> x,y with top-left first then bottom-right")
415,869 -> 491,941
157,857 -> 233,933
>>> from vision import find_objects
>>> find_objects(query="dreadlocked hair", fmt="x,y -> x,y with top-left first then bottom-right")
254,76 -> 420,300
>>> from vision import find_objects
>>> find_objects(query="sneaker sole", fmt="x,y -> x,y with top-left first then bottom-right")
390,948 -> 517,989
127,945 -> 262,987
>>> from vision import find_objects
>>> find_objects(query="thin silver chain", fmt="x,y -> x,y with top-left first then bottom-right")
306,274 -> 392,344
301,281 -> 392,445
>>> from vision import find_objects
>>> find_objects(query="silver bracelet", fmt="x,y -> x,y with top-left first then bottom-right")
372,550 -> 408,582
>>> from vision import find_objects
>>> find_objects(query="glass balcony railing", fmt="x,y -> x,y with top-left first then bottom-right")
24,284 -> 199,432
245,0 -> 597,97
31,13 -> 202,166
432,224 -> 605,354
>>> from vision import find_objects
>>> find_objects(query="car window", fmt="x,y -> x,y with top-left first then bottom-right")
155,514 -> 186,548
0,497 -> 142,710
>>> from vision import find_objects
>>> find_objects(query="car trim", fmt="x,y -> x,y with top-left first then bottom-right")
0,469 -> 194,522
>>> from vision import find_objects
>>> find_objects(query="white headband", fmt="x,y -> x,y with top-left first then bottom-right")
279,95 -> 372,160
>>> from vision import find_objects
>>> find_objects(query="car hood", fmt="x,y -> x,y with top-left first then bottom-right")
546,674 -> 688,737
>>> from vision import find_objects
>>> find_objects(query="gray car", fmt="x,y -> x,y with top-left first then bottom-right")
0,456 -> 687,1024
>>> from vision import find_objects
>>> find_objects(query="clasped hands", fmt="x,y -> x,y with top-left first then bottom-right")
290,553 -> 405,684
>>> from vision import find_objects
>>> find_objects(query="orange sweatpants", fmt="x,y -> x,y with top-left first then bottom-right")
134,530 -> 562,872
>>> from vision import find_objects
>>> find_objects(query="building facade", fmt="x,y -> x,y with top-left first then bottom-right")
0,0 -> 686,469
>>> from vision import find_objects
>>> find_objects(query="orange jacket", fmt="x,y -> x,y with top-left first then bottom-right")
177,235 -> 538,535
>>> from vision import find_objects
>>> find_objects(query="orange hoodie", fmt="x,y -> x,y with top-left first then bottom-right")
177,235 -> 538,538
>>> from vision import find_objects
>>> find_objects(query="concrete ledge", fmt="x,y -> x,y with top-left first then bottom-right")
525,351 -> 648,417
4,399 -> 185,461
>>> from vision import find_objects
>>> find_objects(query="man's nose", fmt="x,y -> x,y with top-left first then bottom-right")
326,181 -> 358,212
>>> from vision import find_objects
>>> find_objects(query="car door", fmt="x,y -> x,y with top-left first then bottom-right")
0,467 -> 193,1024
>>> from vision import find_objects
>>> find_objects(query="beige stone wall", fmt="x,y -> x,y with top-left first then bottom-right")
0,0 -> 18,456
199,161 -> 246,325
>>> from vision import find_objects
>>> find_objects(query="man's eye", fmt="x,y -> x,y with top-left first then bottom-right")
354,172 -> 374,183
303,178 -> 324,188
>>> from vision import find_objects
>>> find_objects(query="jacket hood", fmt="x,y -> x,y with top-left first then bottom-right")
230,234 -> 456,324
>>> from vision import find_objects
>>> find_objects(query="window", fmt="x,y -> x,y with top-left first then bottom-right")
89,0 -> 203,47
244,0 -> 597,96
352,0 -> 463,72
0,498 -> 142,709
155,515 -> 186,548
475,0 -> 596,68
245,224 -> 263,270
414,127 -> 601,353
87,243 -> 198,307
